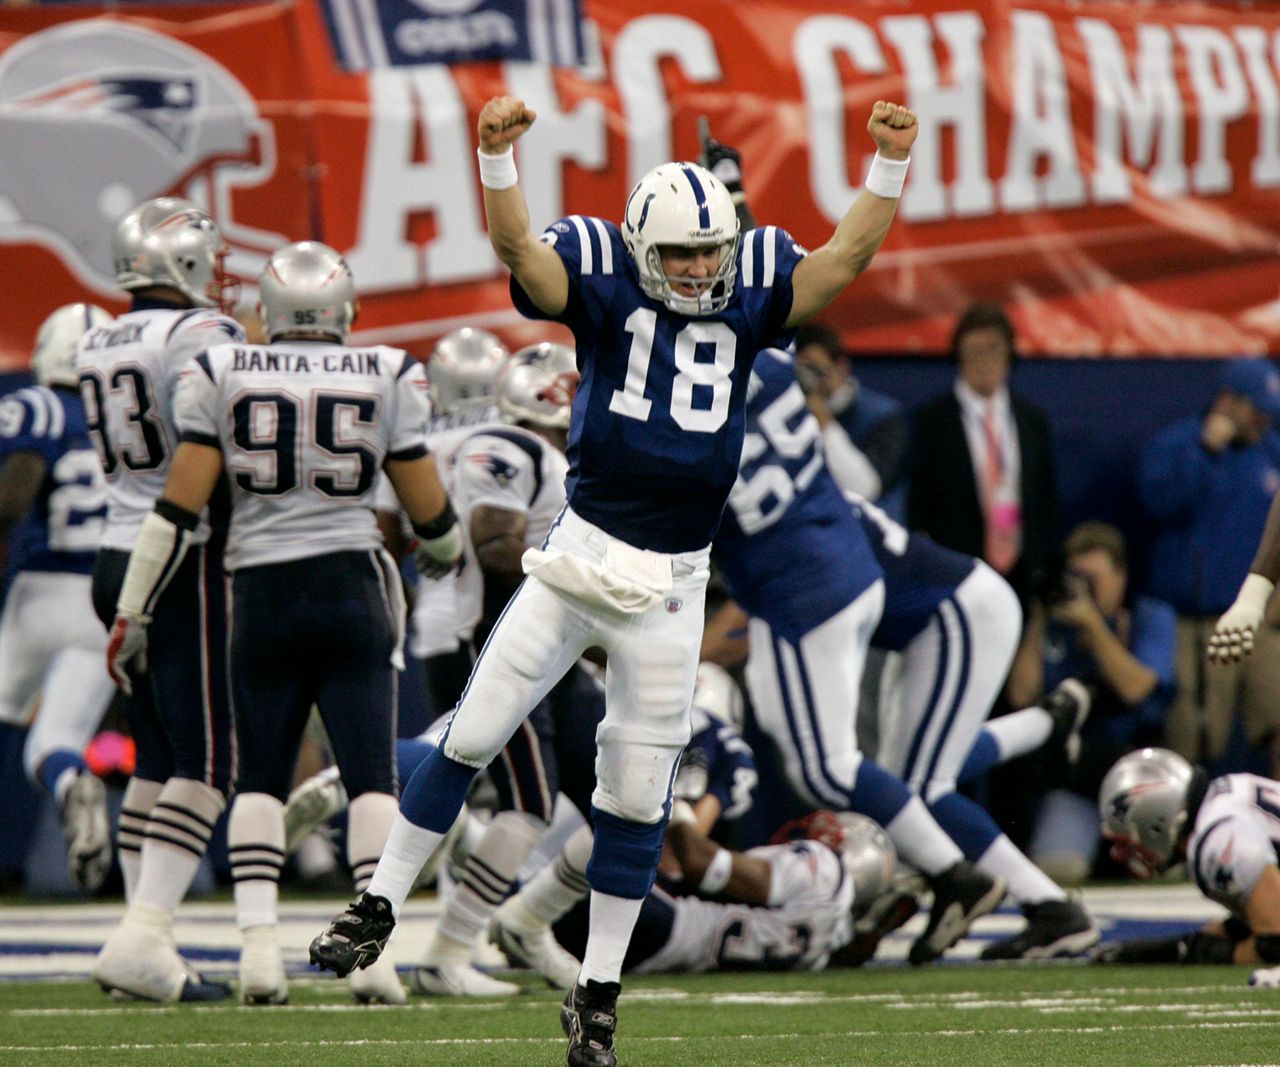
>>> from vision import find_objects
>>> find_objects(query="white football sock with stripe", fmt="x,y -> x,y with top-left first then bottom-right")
428,811 -> 545,959
134,777 -> 225,914
347,791 -> 399,894
228,792 -> 285,930
117,777 -> 164,901
513,823 -> 594,928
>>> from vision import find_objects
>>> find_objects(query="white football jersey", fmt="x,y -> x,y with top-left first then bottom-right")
174,340 -> 432,570
1189,774 -> 1280,914
633,840 -> 853,974
446,424 -> 569,640
76,308 -> 244,551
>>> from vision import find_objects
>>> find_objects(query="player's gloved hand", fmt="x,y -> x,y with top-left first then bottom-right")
1090,932 -> 1233,965
1251,965 -> 1280,987
107,612 -> 149,694
699,131 -> 746,205
411,503 -> 464,580
1208,574 -> 1274,664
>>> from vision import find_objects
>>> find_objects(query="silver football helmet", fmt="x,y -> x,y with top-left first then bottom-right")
113,197 -> 236,311
497,343 -> 579,430
258,241 -> 357,343
691,662 -> 745,733
426,328 -> 509,416
622,161 -> 740,315
33,303 -> 112,388
835,813 -> 897,908
1099,747 -> 1195,878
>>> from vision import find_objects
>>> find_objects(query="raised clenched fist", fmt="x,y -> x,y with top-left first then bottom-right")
478,95 -> 537,154
867,100 -> 918,161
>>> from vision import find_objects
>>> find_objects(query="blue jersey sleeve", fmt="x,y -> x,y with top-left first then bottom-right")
0,388 -> 63,465
509,215 -> 620,329
736,226 -> 806,347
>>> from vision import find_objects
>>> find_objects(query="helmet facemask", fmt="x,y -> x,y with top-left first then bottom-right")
642,238 -> 740,317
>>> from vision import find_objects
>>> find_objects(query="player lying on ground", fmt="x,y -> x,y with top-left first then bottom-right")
1093,746 -> 1280,985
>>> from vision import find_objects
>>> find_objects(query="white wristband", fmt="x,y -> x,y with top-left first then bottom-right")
864,152 -> 910,199
1236,572 -> 1276,615
697,847 -> 733,895
477,146 -> 518,191
118,508 -> 191,619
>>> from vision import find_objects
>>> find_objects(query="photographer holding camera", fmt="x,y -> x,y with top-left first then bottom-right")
1006,521 -> 1176,884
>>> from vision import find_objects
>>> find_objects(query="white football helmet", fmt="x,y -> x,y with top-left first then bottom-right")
1099,747 -> 1195,878
113,197 -> 236,311
622,161 -> 740,315
497,343 -> 579,430
691,662 -> 745,733
426,328 -> 509,416
33,303 -> 112,388
259,241 -> 356,343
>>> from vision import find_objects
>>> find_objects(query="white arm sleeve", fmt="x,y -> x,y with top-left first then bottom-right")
172,355 -> 222,444
388,355 -> 433,459
821,423 -> 882,501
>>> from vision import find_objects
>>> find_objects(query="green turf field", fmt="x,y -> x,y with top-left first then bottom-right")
1,965 -> 1276,1066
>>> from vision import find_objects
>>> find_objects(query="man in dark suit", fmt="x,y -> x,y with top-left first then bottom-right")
908,303 -> 1056,611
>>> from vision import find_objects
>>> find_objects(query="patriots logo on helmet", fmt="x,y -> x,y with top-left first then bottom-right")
469,452 -> 518,485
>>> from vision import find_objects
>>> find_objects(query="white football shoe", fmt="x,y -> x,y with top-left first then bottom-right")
283,766 -> 347,855
240,924 -> 289,1005
349,950 -> 407,1004
1251,965 -> 1280,987
410,961 -> 520,997
60,771 -> 112,892
488,908 -> 581,990
93,903 -> 229,1002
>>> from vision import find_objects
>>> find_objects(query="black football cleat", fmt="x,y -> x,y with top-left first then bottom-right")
561,979 -> 620,1067
980,898 -> 1100,960
309,893 -> 396,978
910,861 -> 1005,965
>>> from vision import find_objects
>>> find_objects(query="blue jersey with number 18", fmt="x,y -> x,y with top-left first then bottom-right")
510,218 -> 804,553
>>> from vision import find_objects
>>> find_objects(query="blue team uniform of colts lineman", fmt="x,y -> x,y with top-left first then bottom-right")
397,217 -> 805,908
0,384 -> 115,791
850,492 -> 1024,866
715,348 -> 1000,857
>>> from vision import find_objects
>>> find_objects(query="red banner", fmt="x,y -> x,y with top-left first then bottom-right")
1,0 -> 1278,370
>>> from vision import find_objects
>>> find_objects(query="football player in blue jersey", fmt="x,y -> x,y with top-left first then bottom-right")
0,303 -> 115,892
848,494 -> 1099,960
311,92 -> 917,1067
714,346 -> 1009,963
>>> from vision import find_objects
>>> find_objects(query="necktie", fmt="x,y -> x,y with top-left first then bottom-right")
982,403 -> 1020,574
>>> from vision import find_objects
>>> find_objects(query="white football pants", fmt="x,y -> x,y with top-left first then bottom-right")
0,570 -> 116,781
441,507 -> 710,825
746,582 -> 885,809
876,561 -> 1021,801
